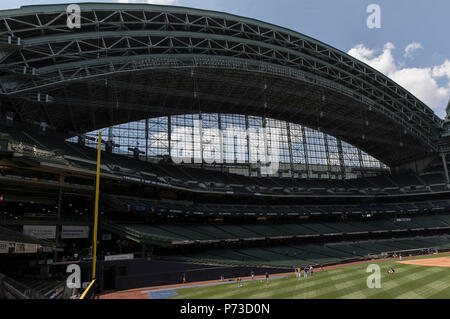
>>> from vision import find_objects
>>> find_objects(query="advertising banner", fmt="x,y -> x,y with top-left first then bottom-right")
15,243 -> 38,254
23,225 -> 56,239
61,226 -> 89,239
104,253 -> 134,262
0,241 -> 9,254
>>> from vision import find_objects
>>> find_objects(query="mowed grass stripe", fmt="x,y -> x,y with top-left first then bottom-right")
212,277 -> 299,300
396,266 -> 450,298
175,267 -> 369,299
337,264 -> 435,299
286,264 -> 385,299
375,266 -> 446,299
357,266 -> 447,299
199,281 -> 285,299
175,275 -> 302,299
335,265 -> 415,299
387,267 -> 450,299
427,285 -> 450,299
269,270 -> 357,298
309,270 -> 370,299
173,269 -> 336,299
172,267 -> 353,298
281,270 -> 369,299
172,282 -> 243,299
170,255 -> 450,299
173,277 -> 289,299
173,264 -> 386,299
209,268 -> 357,299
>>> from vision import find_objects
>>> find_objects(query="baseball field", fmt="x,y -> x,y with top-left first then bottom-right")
168,253 -> 450,299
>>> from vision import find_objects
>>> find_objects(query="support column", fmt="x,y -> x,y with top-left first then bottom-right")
168,115 -> 172,158
301,126 -> 310,178
323,134 -> 332,178
218,114 -> 224,173
145,118 -> 149,162
192,114 -> 203,165
198,113 -> 204,167
262,117 -> 269,178
108,127 -> 113,142
54,179 -> 63,261
441,153 -> 450,184
337,139 -> 346,179
358,149 -> 364,178
286,123 -> 295,178
245,115 -> 251,176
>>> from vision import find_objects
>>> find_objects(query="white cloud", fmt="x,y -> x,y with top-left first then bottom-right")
348,43 -> 450,117
348,42 -> 396,75
389,67 -> 448,108
404,42 -> 423,59
432,59 -> 450,79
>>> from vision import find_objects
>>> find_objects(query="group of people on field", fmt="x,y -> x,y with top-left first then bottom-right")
294,265 -> 314,279
236,271 -> 270,287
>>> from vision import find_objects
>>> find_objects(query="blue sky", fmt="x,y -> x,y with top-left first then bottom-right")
2,0 -> 450,118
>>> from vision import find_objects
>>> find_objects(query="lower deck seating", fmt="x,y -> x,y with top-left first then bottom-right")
18,277 -> 66,299
110,214 -> 450,244
162,236 -> 450,267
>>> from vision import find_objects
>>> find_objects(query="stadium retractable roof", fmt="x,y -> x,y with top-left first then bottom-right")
0,3 -> 444,167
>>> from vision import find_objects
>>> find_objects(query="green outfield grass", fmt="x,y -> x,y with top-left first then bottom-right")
170,253 -> 450,299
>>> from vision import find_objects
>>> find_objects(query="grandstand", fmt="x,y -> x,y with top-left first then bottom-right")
0,3 -> 449,298
102,213 -> 450,245
162,236 -> 450,268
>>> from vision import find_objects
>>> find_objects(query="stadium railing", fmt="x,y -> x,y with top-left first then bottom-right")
0,273 -> 42,299
79,280 -> 96,300
0,273 -> 75,299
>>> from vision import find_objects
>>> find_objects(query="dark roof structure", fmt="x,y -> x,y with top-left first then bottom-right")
0,3 -> 444,167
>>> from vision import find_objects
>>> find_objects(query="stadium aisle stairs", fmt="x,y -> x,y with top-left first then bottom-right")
159,225 -> 211,241
126,224 -> 185,241
324,242 -> 368,257
412,216 -> 448,228
269,224 -> 317,236
215,225 -> 263,239
300,223 -> 340,235
240,225 -> 285,238
184,225 -> 233,240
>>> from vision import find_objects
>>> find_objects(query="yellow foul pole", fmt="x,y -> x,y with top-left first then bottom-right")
92,131 -> 102,280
